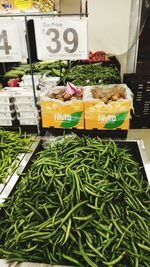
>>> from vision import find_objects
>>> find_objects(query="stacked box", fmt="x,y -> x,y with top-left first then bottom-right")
0,92 -> 17,126
40,85 -> 132,130
15,92 -> 40,126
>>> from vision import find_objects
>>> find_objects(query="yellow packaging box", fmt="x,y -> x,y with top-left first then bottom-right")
0,0 -> 33,12
0,0 -> 54,12
40,88 -> 84,129
84,84 -> 132,130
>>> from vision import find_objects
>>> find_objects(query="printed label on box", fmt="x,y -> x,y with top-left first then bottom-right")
41,100 -> 84,129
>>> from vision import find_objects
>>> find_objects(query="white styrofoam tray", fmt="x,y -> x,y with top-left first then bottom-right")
15,92 -> 40,104
0,117 -> 16,126
18,117 -> 39,125
0,110 -> 16,119
0,103 -> 15,112
16,103 -> 37,112
17,110 -> 38,119
0,93 -> 14,104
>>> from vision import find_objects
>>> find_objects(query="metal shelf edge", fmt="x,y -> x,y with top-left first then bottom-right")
0,137 -> 40,205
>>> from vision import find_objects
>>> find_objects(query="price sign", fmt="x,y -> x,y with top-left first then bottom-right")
0,22 -> 22,62
34,18 -> 88,60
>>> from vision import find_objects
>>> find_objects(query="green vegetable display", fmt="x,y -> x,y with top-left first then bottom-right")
62,64 -> 121,86
0,129 -> 31,184
4,70 -> 25,79
4,61 -> 68,79
0,136 -> 150,267
3,61 -> 120,86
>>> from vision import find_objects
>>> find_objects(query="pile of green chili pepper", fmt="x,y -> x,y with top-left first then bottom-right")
0,129 -> 31,184
62,64 -> 121,86
0,136 -> 150,267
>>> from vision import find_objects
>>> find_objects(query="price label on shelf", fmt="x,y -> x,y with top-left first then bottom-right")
34,18 -> 88,60
0,22 -> 22,62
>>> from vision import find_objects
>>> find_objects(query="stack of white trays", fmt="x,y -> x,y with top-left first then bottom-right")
15,92 -> 40,125
0,92 -> 16,126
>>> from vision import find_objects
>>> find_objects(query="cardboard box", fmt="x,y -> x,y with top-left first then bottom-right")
84,84 -> 132,130
0,0 -> 54,12
40,87 -> 84,129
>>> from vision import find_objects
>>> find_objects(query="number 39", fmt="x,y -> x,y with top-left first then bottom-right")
46,28 -> 78,54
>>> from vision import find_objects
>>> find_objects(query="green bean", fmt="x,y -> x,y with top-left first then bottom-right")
137,243 -> 150,252
86,239 -> 106,260
62,218 -> 72,244
102,251 -> 126,265
60,200 -> 88,226
62,253 -> 83,267
79,238 -> 99,267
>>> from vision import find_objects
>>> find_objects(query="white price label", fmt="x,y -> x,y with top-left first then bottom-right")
0,22 -> 22,62
34,18 -> 88,60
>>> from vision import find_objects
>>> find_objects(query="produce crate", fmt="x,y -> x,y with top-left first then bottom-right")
84,84 -> 132,130
79,56 -> 120,71
123,73 -> 150,128
101,55 -> 121,71
40,87 -> 84,129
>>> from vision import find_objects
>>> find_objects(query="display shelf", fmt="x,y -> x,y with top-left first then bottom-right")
0,260 -> 73,267
40,127 -> 128,139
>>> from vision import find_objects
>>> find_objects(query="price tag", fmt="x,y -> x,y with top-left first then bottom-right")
34,18 -> 88,60
0,22 -> 22,62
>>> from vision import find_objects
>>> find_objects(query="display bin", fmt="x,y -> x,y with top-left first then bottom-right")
0,138 -> 149,267
40,87 -> 84,129
84,84 -> 132,130
79,56 -> 121,72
